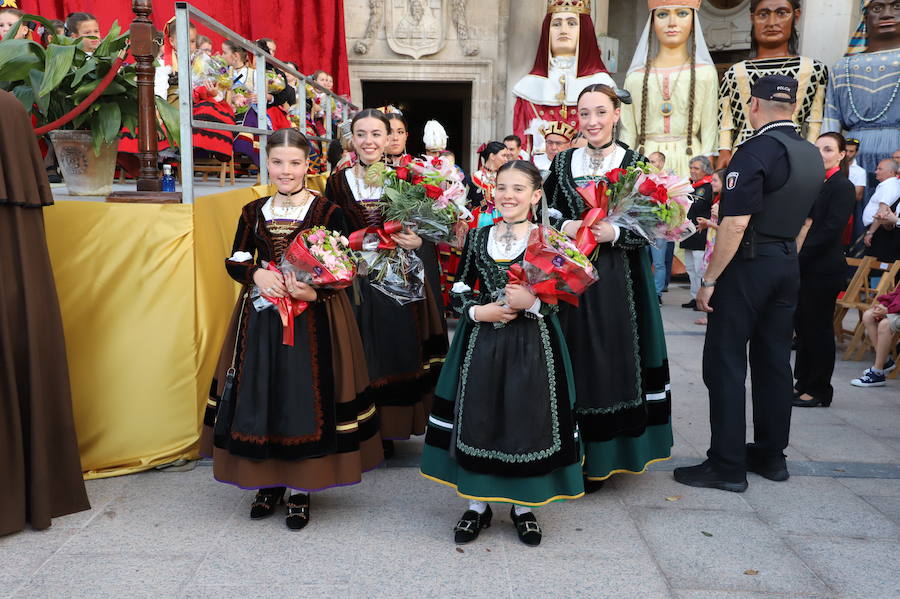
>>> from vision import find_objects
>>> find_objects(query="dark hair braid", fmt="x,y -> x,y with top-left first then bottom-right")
686,27 -> 696,157
638,21 -> 653,156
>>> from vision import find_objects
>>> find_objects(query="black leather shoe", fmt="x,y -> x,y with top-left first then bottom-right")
792,395 -> 831,408
250,487 -> 285,519
746,446 -> 789,482
285,493 -> 310,530
682,299 -> 697,309
673,462 -> 748,493
454,505 -> 492,544
583,476 -> 605,495
509,507 -> 542,546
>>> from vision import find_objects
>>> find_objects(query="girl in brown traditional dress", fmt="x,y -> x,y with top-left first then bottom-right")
201,129 -> 381,531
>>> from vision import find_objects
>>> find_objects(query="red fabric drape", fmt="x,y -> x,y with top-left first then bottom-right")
17,0 -> 351,96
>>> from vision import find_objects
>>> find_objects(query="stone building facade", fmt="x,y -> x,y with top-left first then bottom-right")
344,0 -> 861,171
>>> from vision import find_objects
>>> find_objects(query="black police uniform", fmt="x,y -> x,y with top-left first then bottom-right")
701,120 -> 824,481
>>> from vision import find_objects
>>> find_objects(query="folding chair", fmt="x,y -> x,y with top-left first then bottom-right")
842,260 -> 900,361
834,257 -> 872,345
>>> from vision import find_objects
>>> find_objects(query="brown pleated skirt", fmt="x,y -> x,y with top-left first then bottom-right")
200,291 -> 383,491
0,206 -> 90,536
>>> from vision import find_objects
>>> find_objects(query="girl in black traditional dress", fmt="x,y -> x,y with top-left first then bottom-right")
543,84 -> 673,491
201,129 -> 381,530
421,161 -> 583,547
325,109 -> 448,457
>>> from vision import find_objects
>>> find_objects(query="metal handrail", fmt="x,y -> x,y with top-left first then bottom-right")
174,2 -> 358,203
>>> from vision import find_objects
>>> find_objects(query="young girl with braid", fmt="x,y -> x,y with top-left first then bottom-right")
619,0 -> 718,180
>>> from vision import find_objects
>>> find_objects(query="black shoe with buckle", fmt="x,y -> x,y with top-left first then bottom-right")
285,493 -> 310,530
673,461 -> 748,493
509,507 -> 542,546
454,504 -> 492,544
250,487 -> 285,519
746,444 -> 789,482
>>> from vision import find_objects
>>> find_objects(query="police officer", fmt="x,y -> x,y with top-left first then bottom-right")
673,75 -> 824,492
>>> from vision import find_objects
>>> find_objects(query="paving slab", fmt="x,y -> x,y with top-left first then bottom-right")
12,551 -> 204,599
58,470 -> 242,556
632,507 -> 829,595
860,495 -> 900,524
787,423 -> 900,463
743,477 -> 899,539
838,477 -> 900,497
673,591 -> 833,599
0,527 -> 77,598
608,472 -> 754,513
786,536 -> 900,599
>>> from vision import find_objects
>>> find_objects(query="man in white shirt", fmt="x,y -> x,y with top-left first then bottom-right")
862,158 -> 900,227
845,138 -> 867,203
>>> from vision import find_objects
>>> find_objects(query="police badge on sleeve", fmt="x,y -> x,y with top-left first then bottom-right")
726,172 -> 739,190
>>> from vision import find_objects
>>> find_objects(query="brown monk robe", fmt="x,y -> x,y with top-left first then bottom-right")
0,90 -> 90,536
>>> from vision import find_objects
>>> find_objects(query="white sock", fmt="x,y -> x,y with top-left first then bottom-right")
871,367 -> 885,375
513,504 -> 532,516
468,500 -> 488,514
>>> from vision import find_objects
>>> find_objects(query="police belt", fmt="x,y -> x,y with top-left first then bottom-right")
753,231 -> 794,244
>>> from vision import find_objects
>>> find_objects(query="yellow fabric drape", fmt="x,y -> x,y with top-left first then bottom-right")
43,184 -> 276,478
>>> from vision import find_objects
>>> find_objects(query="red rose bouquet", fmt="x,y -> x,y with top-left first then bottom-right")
378,155 -> 471,243
507,225 -> 598,308
256,227 -> 357,345
576,165 -> 696,256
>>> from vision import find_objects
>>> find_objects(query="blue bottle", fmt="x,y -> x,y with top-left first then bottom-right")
161,164 -> 176,192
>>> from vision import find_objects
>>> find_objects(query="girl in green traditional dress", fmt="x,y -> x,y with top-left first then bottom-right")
420,160 -> 583,547
543,84 -> 673,492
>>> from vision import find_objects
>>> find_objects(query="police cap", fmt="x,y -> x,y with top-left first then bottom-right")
750,75 -> 798,104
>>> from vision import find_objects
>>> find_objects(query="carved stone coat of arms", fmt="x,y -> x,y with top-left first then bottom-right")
385,0 -> 446,59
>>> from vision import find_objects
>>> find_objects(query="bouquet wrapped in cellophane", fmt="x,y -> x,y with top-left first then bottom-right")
254,227 -> 358,345
348,218 -> 425,305
190,52 -> 232,101
575,165 -> 696,258
507,225 -> 598,309
377,155 -> 471,244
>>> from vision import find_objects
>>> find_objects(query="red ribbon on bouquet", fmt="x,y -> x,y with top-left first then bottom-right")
261,263 -> 308,346
348,220 -> 404,251
507,263 -> 580,307
575,181 -> 610,256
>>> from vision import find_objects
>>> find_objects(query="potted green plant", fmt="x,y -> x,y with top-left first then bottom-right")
0,15 -> 179,196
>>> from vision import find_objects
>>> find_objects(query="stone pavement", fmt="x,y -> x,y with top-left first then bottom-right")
2,285 -> 898,599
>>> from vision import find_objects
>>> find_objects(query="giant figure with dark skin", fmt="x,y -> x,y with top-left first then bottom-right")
716,0 -> 828,169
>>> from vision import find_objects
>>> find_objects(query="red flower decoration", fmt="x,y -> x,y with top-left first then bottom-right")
432,157 -> 443,168
606,168 -> 627,184
652,187 -> 669,204
423,184 -> 443,200
638,178 -> 658,197
412,175 -> 425,185
395,167 -> 410,181
399,154 -> 414,167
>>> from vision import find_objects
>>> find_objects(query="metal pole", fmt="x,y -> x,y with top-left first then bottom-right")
175,5 -> 194,204
255,51 -> 268,185
324,89 -> 332,161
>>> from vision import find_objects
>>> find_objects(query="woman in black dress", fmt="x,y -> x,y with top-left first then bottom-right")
325,109 -> 448,454
793,133 -> 856,408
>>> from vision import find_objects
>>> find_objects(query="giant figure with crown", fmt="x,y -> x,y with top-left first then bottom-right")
512,0 -> 615,154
